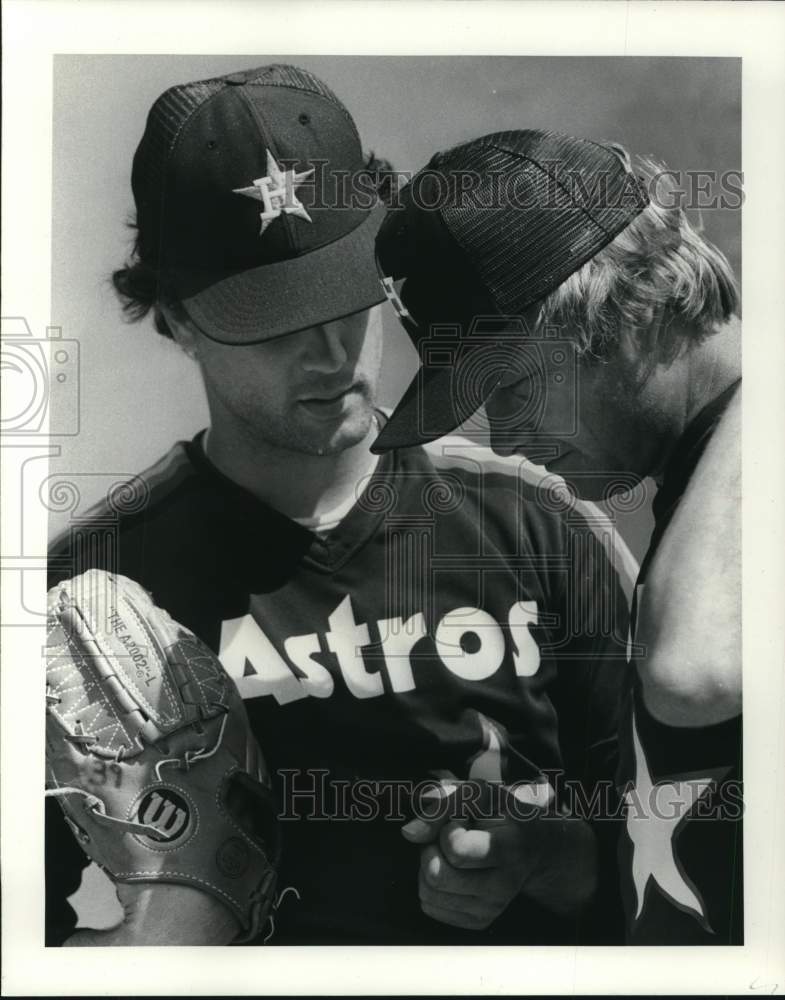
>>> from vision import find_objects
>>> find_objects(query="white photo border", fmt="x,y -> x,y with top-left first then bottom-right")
2,1 -> 784,995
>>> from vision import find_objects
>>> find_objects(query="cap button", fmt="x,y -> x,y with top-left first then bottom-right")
225,72 -> 248,86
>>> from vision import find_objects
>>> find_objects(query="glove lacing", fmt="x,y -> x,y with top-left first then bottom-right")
45,714 -> 230,841
262,885 -> 301,944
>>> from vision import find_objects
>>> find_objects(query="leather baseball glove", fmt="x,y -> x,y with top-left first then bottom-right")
45,569 -> 279,943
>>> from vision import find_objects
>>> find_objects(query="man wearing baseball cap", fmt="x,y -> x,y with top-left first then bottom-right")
47,70 -> 636,946
374,129 -> 742,944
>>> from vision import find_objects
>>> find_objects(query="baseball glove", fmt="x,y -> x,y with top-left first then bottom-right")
45,569 -> 279,943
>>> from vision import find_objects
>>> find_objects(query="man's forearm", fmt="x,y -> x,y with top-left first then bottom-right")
63,883 -> 242,946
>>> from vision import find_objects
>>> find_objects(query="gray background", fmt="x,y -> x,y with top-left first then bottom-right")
50,56 -> 741,559
49,53 -> 740,927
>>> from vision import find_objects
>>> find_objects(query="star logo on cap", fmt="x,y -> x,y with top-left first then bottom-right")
233,150 -> 315,235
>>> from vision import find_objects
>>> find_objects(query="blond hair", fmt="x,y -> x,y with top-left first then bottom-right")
534,155 -> 739,364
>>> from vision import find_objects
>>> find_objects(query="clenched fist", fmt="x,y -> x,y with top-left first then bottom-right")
402,780 -> 597,930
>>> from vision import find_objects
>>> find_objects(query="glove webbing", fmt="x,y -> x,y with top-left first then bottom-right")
49,604 -> 226,761
58,602 -> 166,748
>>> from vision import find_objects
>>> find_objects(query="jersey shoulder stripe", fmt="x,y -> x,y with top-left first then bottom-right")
422,432 -> 639,604
48,441 -> 196,556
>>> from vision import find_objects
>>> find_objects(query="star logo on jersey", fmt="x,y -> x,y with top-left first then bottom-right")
427,712 -> 554,812
233,150 -> 315,235
624,709 -> 714,930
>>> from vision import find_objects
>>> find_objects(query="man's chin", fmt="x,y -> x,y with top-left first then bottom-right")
295,403 -> 375,456
554,470 -> 641,503
532,449 -> 641,502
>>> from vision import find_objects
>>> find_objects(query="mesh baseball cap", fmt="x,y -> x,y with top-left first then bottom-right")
131,64 -> 386,344
371,129 -> 649,453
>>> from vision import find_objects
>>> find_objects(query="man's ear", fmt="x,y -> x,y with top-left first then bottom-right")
614,324 -> 659,391
160,305 -> 199,361
617,324 -> 642,365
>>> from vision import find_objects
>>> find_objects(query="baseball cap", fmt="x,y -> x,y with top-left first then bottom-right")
371,129 -> 649,453
131,64 -> 386,344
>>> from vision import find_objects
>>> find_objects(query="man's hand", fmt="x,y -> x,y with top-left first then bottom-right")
402,781 -> 597,930
63,883 -> 242,946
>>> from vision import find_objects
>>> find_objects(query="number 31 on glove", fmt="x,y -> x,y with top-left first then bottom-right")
45,570 -> 280,944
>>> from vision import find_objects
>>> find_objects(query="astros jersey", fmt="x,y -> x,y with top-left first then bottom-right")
47,422 -> 635,946
617,381 -> 743,944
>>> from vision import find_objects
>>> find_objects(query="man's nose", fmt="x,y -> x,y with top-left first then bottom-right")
301,325 -> 349,374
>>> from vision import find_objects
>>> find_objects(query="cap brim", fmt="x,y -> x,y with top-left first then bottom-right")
175,203 -> 387,344
371,341 -> 503,453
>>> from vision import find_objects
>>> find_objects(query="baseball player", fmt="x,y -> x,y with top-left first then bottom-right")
47,69 -> 637,946
372,129 -> 742,944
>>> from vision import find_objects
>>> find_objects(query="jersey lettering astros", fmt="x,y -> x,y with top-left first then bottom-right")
47,425 -> 636,945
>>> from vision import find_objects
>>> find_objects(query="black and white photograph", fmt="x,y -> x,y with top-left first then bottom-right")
2,1 -> 784,995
